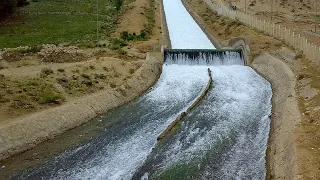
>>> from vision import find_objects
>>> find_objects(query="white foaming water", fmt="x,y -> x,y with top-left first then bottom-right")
163,0 -> 215,49
149,66 -> 272,179
165,51 -> 243,65
38,65 -> 210,180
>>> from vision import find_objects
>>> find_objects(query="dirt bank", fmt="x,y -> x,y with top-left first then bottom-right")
0,52 -> 163,161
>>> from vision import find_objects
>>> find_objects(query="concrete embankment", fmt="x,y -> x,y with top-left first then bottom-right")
252,53 -> 301,180
0,52 -> 163,161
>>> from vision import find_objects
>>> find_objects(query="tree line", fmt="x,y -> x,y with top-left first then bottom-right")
0,0 -> 29,22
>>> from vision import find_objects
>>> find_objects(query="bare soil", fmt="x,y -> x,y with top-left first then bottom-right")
224,0 -> 320,46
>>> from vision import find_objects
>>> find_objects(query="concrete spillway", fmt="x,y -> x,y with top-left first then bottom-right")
10,0 -> 272,179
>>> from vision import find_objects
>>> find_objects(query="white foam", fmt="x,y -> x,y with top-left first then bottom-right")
153,66 -> 272,178
48,65 -> 210,180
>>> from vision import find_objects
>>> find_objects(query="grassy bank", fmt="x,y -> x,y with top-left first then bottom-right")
0,0 -> 124,49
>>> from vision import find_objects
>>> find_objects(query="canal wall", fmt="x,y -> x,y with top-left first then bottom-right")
252,53 -> 300,180
160,0 -> 171,50
0,52 -> 163,161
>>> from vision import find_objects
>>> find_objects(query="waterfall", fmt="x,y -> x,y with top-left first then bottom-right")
164,50 -> 244,66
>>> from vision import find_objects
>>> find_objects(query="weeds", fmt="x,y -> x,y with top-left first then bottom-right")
39,91 -> 64,104
129,68 -> 135,74
40,68 -> 54,77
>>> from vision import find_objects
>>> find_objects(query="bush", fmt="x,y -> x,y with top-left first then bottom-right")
40,68 -> 54,77
115,0 -> 123,11
57,68 -> 65,73
39,91 -> 64,104
81,73 -> 90,79
17,0 -> 29,7
0,0 -> 17,21
0,0 -> 29,22
117,48 -> 127,55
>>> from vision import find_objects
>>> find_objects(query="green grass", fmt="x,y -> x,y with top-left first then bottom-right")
0,0 -> 123,49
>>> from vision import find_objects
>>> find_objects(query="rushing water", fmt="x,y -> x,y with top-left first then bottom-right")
9,0 -> 272,179
163,0 -> 215,49
13,65 -> 210,180
133,66 -> 272,179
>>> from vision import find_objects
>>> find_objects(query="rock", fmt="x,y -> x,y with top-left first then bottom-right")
97,40 -> 110,47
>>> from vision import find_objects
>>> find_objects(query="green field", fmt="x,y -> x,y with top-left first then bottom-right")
0,0 -> 121,49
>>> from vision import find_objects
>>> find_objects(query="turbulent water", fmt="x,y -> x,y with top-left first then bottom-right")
14,65 -> 210,180
165,51 -> 243,65
133,66 -> 272,179
12,0 -> 272,179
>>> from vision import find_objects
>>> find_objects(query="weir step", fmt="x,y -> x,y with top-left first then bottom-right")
164,48 -> 244,66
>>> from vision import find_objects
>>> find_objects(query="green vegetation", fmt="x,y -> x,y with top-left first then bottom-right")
6,45 -> 42,54
0,77 -> 65,112
40,67 -> 54,77
39,91 -> 64,104
0,0 -> 126,49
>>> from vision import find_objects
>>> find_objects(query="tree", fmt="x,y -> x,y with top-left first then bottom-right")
0,0 -> 29,22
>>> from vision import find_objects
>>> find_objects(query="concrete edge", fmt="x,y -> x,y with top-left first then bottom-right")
157,68 -> 213,140
251,53 -> 300,180
159,0 -> 172,50
0,52 -> 164,161
228,38 -> 251,65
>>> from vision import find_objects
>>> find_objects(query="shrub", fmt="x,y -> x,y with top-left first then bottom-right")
0,0 -> 29,21
0,0 -> 17,21
115,0 -> 123,11
81,73 -> 90,79
40,68 -> 54,77
17,0 -> 29,7
39,91 -> 64,104
94,73 -> 107,79
117,49 -> 127,55
110,82 -> 116,88
57,68 -> 65,73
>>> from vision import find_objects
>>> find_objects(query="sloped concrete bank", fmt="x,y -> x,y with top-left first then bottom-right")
0,52 -> 163,161
252,54 -> 301,180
